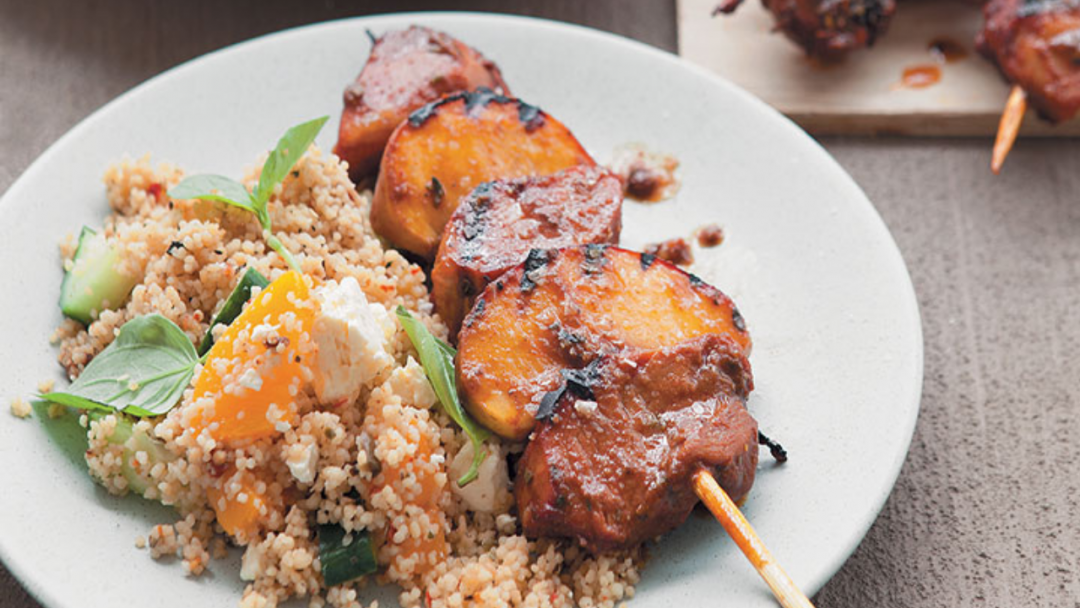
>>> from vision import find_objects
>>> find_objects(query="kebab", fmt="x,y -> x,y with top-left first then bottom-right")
978,0 -> 1080,173
715,0 -> 898,60
341,28 -> 814,607
455,245 -> 811,608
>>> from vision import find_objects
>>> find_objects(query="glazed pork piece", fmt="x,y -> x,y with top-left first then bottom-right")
333,26 -> 509,180
516,335 -> 759,553
978,0 -> 1080,122
370,89 -> 595,260
431,165 -> 624,335
716,0 -> 897,60
456,245 -> 750,441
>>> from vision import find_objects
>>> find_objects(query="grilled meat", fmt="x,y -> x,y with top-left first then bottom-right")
979,0 -> 1080,122
516,334 -> 758,553
716,0 -> 898,60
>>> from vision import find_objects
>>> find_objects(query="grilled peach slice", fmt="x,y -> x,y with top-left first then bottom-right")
431,165 -> 623,336
456,245 -> 750,440
370,89 -> 595,260
334,26 -> 509,180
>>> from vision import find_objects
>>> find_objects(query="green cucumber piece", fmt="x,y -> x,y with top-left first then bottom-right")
318,525 -> 378,587
97,412 -> 176,496
59,227 -> 138,324
198,267 -> 270,355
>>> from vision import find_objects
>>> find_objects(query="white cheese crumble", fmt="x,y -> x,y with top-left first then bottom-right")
387,357 -> 437,409
449,442 -> 509,514
285,442 -> 319,484
240,542 -> 264,581
311,277 -> 394,404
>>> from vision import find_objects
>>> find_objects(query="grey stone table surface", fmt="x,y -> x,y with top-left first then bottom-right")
3,1 -> 1079,606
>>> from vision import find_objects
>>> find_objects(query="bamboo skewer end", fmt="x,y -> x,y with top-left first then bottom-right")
692,469 -> 816,608
992,85 -> 1028,175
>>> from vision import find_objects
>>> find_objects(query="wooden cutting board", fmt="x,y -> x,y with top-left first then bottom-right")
677,0 -> 1080,136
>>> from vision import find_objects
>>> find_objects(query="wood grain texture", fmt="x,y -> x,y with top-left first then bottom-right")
4,1 -> 1080,608
677,0 -> 1080,136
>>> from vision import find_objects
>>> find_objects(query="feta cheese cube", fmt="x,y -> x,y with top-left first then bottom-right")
449,441 -> 509,514
312,277 -> 394,404
285,442 -> 319,484
387,357 -> 437,409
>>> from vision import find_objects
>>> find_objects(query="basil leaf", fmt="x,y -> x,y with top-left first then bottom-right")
32,401 -> 91,468
318,525 -> 378,587
42,314 -> 199,417
253,116 -> 329,209
395,306 -> 490,486
164,118 -> 328,275
167,174 -> 255,212
198,267 -> 269,356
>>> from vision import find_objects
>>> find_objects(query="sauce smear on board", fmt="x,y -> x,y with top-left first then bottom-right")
899,65 -> 942,89
928,37 -> 969,64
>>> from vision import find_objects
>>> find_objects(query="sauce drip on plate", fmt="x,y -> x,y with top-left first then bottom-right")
610,144 -> 680,203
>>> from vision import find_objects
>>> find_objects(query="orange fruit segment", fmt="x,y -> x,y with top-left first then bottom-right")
207,466 -> 273,540
187,270 -> 317,442
370,415 -> 448,577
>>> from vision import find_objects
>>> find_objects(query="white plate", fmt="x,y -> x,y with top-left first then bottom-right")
0,13 -> 922,608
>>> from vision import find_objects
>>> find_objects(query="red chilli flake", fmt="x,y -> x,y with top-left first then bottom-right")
147,182 -> 164,201
206,458 -> 228,478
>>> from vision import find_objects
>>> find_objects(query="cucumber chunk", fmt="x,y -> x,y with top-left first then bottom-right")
59,227 -> 139,324
97,412 -> 176,497
198,267 -> 270,356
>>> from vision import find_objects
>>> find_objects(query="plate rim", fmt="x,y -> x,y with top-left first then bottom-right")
0,11 -> 924,608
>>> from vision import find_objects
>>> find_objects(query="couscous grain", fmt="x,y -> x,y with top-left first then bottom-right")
10,397 -> 31,419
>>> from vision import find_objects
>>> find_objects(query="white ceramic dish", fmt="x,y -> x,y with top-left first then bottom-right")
0,13 -> 923,608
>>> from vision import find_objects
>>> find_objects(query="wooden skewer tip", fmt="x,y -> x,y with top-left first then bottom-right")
992,85 -> 1028,176
692,470 -> 816,608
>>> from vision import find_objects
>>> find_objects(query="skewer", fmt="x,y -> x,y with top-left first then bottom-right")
991,85 -> 1028,175
692,470 -> 815,608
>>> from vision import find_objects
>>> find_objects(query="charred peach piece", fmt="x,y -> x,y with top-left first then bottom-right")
370,89 -> 595,260
456,246 -> 750,440
431,165 -> 623,335
334,26 -> 509,180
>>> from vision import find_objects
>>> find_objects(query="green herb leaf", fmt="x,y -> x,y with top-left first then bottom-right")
41,314 -> 199,417
253,116 -> 329,211
166,117 -> 328,275
31,401 -> 90,469
318,525 -> 378,587
167,174 -> 255,212
198,267 -> 270,355
395,306 -> 490,486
